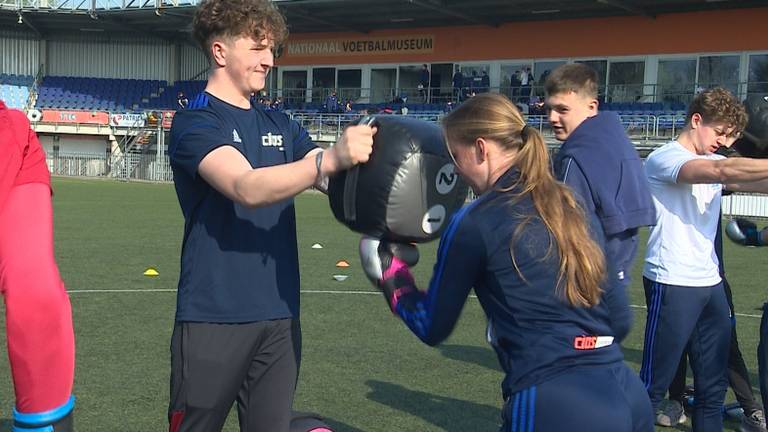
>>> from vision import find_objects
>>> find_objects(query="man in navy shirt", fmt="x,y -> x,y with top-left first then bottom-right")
167,1 -> 374,431
419,64 -> 430,103
452,66 -> 463,103
546,63 -> 656,341
323,89 -> 340,113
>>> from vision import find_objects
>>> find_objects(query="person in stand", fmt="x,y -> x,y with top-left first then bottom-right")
177,91 -> 189,109
419,63 -> 430,103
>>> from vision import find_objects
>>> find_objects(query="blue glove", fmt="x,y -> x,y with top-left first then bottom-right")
725,218 -> 765,246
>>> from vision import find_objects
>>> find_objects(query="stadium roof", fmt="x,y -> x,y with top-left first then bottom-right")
1,0 -> 766,41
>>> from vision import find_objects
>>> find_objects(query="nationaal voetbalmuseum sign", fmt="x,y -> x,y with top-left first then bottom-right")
287,35 -> 434,57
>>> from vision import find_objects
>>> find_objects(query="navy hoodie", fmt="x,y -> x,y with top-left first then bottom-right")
554,111 -> 656,338
554,112 -> 656,271
554,111 -> 655,237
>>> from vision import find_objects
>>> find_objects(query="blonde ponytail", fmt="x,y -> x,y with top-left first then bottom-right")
443,93 -> 605,307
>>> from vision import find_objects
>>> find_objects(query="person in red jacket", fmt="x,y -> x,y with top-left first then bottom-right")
0,100 -> 75,431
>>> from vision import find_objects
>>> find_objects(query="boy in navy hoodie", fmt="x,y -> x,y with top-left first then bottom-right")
546,63 -> 656,341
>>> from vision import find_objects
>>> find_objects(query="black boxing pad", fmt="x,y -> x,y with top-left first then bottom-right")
733,95 -> 768,158
328,116 -> 468,243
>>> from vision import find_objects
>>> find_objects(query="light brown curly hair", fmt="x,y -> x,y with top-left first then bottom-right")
193,0 -> 288,62
687,87 -> 748,136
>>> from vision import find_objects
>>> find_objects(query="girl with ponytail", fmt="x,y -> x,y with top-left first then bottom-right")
365,93 -> 653,431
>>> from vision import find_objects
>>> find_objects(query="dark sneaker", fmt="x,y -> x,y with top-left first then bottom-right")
741,410 -> 767,432
656,399 -> 687,427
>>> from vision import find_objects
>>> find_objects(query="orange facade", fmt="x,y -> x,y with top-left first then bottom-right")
278,7 -> 768,66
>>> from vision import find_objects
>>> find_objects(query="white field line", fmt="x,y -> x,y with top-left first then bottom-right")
66,289 -> 764,319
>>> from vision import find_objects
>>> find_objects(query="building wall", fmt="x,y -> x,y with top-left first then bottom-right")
0,29 -> 40,76
179,43 -> 209,81
2,7 -> 766,84
278,7 -> 768,66
46,34 -> 174,81
39,134 -> 108,155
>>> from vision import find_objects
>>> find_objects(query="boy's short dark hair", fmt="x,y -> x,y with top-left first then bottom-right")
193,0 -> 288,62
687,87 -> 747,135
544,63 -> 599,99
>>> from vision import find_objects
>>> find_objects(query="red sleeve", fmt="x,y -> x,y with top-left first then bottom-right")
0,103 -> 24,210
0,104 -> 50,210
9,108 -> 51,189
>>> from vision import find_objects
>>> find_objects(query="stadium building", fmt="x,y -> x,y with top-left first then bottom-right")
1,0 -> 767,190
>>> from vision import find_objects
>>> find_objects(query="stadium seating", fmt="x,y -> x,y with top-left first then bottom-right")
0,73 -> 34,109
599,102 -> 688,135
144,80 -> 206,109
25,74 -> 692,138
284,101 -> 450,114
35,76 -> 166,111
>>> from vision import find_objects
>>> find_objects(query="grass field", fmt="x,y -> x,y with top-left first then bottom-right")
0,176 -> 766,431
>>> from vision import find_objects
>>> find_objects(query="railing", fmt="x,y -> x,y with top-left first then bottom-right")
24,81 -> 767,112
272,82 -> 768,106
289,112 -> 444,141
48,152 -> 108,177
46,125 -> 768,219
118,151 -> 172,182
110,123 -> 167,180
723,194 -> 768,219
288,112 -> 686,144
113,126 -> 151,178
49,151 -> 172,181
31,110 -> 682,144
25,65 -> 44,112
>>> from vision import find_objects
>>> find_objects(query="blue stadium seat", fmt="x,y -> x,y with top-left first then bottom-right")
36,75 -> 164,111
0,74 -> 33,109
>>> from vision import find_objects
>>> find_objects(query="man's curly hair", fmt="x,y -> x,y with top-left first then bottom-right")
687,87 -> 748,136
193,0 -> 288,62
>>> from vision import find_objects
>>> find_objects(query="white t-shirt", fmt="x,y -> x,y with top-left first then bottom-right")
643,141 -> 725,287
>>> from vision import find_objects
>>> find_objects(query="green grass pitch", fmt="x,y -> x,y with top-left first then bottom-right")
0,176 -> 765,431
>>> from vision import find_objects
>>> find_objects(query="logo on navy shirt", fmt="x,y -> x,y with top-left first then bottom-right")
232,129 -> 242,143
262,133 -> 285,151
573,335 -> 614,350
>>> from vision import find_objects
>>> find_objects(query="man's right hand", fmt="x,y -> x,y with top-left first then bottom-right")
326,121 -> 376,172
725,218 -> 765,246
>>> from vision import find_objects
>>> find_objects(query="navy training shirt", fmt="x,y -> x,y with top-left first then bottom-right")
394,167 -> 626,397
553,111 -> 655,237
169,92 -> 317,323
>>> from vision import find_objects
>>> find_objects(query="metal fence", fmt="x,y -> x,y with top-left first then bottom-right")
48,151 -> 172,181
290,112 -> 443,142
48,113 -> 768,219
289,112 -> 686,146
276,83 -> 768,106
722,194 -> 768,219
48,152 -> 107,177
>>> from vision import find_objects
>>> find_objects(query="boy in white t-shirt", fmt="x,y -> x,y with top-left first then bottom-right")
641,87 -> 768,432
